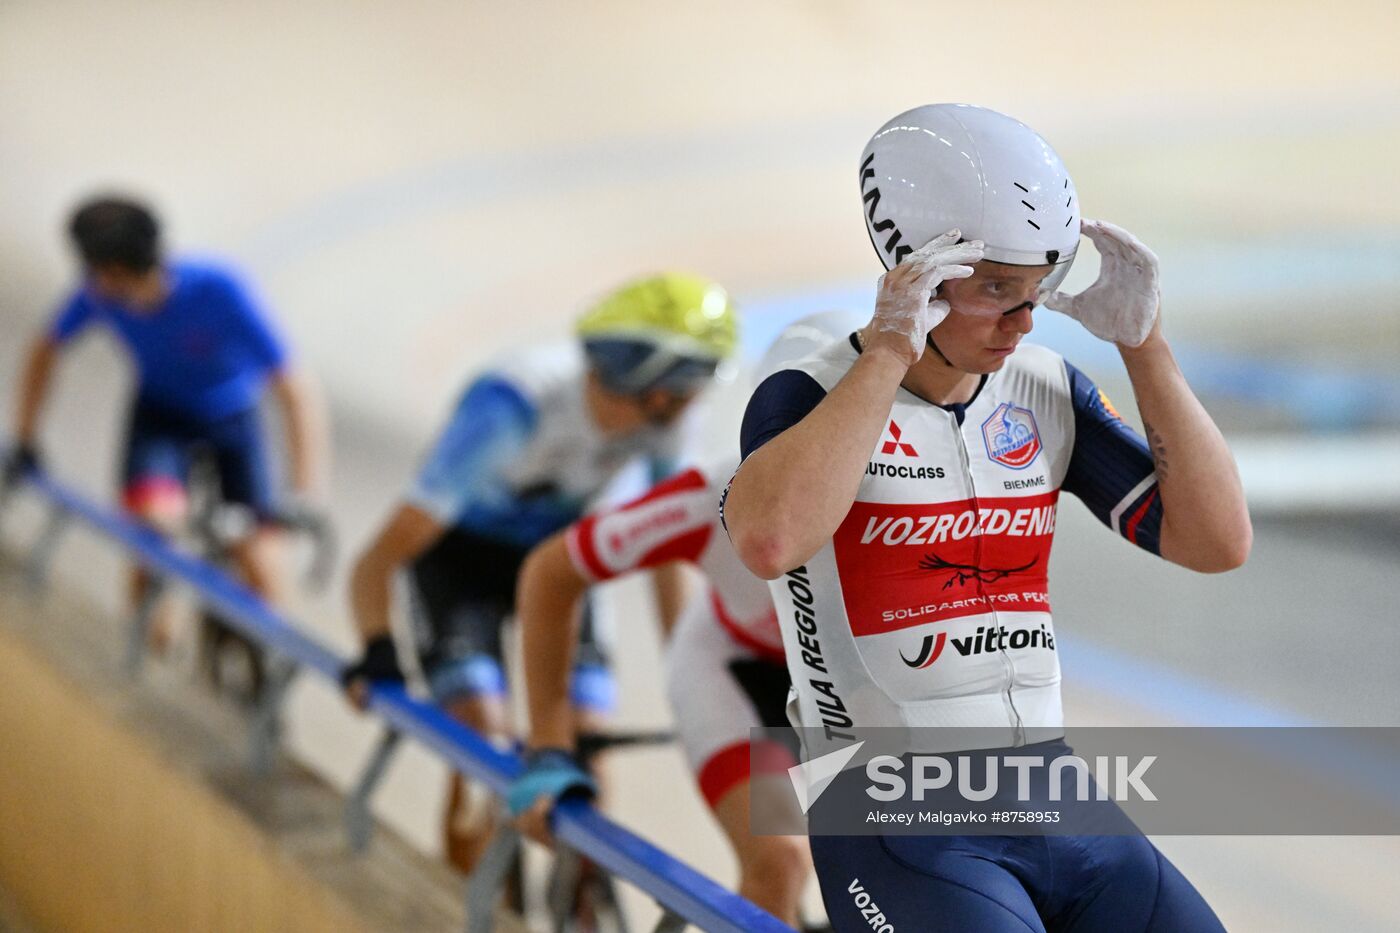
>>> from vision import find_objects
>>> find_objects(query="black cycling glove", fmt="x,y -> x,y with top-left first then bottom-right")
341,634 -> 405,688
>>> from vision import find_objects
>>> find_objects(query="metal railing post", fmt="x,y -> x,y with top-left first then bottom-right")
344,728 -> 403,852
546,846 -> 584,931
123,575 -> 168,676
25,504 -> 72,592
464,815 -> 521,933
651,909 -> 689,933
248,653 -> 298,775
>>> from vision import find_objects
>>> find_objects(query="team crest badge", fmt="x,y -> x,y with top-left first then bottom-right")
981,402 -> 1042,470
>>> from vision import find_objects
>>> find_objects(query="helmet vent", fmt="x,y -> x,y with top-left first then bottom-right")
1014,182 -> 1029,193
1027,219 -> 1041,230
1065,216 -> 1074,227
1020,200 -> 1036,211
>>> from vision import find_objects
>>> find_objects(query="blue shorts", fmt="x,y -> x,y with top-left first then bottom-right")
813,833 -> 1223,933
811,739 -> 1224,932
412,527 -> 616,715
121,399 -> 275,520
426,656 -> 617,714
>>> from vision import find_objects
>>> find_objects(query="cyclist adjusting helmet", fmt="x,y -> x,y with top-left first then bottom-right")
723,104 -> 1249,932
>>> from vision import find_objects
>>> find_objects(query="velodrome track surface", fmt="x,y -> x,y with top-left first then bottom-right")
2,1 -> 1399,927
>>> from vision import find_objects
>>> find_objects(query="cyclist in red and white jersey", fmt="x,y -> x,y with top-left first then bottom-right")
723,105 -> 1251,932
508,311 -> 864,927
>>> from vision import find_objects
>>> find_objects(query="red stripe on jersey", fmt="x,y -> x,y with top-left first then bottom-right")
1124,486 -> 1160,546
696,739 -> 797,809
566,468 -> 712,582
637,525 -> 713,570
122,476 -> 188,515
710,590 -> 785,663
832,491 -> 1059,636
567,516 -> 612,582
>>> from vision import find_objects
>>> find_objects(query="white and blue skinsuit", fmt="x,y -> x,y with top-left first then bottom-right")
730,331 -> 1222,933
405,342 -> 693,709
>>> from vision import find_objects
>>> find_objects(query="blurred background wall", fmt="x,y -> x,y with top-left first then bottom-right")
2,2 -> 1399,930
4,0 -> 1398,427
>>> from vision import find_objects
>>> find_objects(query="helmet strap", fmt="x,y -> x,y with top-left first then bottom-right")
924,332 -> 949,365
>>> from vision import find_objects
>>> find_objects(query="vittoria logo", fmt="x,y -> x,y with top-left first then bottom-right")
880,421 -> 918,457
981,402 -> 1042,470
900,631 -> 946,668
901,623 -> 1055,669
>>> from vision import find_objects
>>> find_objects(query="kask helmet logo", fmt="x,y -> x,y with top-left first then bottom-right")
981,403 -> 1041,470
881,421 -> 918,457
860,153 -> 912,266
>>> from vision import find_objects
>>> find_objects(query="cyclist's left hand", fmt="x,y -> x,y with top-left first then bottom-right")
1044,219 -> 1160,348
341,634 -> 405,711
509,748 -> 596,846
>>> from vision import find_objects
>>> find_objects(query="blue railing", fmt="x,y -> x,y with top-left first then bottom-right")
2,460 -> 795,933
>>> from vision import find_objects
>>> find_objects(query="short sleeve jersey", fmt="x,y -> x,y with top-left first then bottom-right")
736,335 -> 1161,754
48,260 -> 288,421
407,341 -> 698,550
565,459 -> 782,659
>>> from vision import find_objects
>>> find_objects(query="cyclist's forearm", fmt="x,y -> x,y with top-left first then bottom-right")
727,346 -> 906,578
348,504 -> 443,642
15,339 -> 59,444
518,535 -> 587,750
271,367 -> 326,495
1119,332 -> 1251,572
349,547 -> 395,641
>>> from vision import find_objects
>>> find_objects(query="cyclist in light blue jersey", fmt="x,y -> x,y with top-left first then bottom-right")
341,273 -> 738,874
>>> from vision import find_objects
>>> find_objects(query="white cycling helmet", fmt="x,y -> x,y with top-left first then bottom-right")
860,104 -> 1080,297
755,309 -> 866,383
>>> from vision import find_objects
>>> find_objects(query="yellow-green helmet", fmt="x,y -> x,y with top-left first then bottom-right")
576,272 -> 738,394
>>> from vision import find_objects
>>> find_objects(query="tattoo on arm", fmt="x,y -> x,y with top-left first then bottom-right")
1143,420 -> 1169,481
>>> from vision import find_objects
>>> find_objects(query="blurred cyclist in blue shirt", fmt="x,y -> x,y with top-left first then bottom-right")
7,196 -> 327,644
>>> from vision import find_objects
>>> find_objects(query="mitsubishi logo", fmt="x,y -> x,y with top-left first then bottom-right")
880,421 -> 918,457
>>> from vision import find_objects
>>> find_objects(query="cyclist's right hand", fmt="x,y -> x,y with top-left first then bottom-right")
2,442 -> 42,489
866,230 -> 984,367
509,747 -> 597,846
340,634 -> 405,710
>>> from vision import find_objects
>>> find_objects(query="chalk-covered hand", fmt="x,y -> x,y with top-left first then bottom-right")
1044,219 -> 1160,348
866,230 -> 985,366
